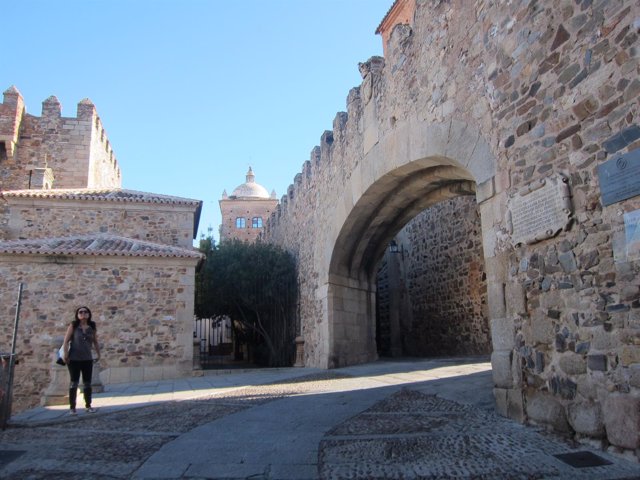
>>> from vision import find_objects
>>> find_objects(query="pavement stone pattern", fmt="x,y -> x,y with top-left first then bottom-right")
0,372 -> 346,479
1,359 -> 639,479
319,389 -> 640,479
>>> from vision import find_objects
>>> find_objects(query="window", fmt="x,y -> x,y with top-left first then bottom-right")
252,217 -> 263,228
235,217 -> 246,228
0,142 -> 6,162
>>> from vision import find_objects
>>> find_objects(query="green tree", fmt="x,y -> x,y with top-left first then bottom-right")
195,237 -> 298,367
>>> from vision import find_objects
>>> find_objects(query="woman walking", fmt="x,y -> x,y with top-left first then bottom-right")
62,306 -> 101,415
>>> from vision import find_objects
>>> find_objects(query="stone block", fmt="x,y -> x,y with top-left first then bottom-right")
130,367 -> 145,383
508,388 -> 525,422
105,367 -> 132,384
620,345 -> 640,367
362,101 -> 379,154
603,394 -> 640,449
411,120 -> 449,161
444,119 -> 479,167
491,317 -> 515,350
567,400 -> 605,437
559,353 -> 587,375
525,390 -> 571,432
591,329 -> 616,350
587,353 -> 608,371
494,387 -> 508,417
494,167 -> 510,195
142,366 -> 164,382
530,315 -> 555,346
494,387 -> 525,422
484,253 -> 507,283
505,281 -> 526,317
549,375 -> 577,399
491,349 -> 513,388
466,133 -> 496,184
479,200 -> 498,259
487,282 -> 506,319
476,176 -> 495,203
629,364 -> 640,388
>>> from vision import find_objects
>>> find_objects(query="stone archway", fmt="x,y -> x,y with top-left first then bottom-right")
319,117 -> 504,372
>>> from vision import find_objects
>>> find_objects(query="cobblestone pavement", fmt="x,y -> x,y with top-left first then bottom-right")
1,360 -> 639,479
318,388 -> 640,480
0,372 -> 346,479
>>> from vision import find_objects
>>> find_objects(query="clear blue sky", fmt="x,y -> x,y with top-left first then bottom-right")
4,0 -> 391,244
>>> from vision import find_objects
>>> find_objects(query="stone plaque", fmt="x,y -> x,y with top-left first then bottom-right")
508,174 -> 573,245
597,149 -> 640,206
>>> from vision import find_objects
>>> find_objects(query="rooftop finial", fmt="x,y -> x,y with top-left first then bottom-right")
246,167 -> 255,183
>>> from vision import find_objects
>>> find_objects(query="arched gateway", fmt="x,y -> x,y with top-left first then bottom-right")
265,0 -> 640,455
322,118 -> 496,368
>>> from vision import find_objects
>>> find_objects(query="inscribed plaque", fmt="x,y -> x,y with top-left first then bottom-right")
508,175 -> 573,245
597,149 -> 640,206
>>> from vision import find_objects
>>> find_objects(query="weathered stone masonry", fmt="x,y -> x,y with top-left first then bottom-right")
0,88 -> 203,413
265,0 -> 640,456
375,196 -> 489,358
399,196 -> 489,357
0,250 -> 200,411
0,87 -> 121,191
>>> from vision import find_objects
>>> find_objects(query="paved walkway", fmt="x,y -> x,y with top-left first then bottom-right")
2,357 -> 639,479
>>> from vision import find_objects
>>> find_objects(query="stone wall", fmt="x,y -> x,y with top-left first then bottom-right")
3,194 -> 198,248
0,254 -> 198,412
400,195 -> 489,356
0,87 -> 121,191
265,0 -> 640,454
375,196 -> 489,358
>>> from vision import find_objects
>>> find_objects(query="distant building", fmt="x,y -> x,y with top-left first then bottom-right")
219,167 -> 277,243
375,0 -> 415,57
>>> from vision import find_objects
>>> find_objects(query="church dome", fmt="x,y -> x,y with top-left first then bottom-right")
230,167 -> 270,199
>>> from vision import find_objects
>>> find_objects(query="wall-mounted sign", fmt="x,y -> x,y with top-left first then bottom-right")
597,149 -> 640,206
507,174 -> 573,245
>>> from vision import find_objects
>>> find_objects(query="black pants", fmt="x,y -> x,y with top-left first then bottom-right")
67,360 -> 93,409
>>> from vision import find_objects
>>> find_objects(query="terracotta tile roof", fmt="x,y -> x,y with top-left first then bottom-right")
375,0 -> 401,34
0,188 -> 202,207
0,234 -> 204,259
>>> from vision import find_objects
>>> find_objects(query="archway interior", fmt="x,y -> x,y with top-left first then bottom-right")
329,159 -> 490,362
330,161 -> 475,282
375,194 -> 490,358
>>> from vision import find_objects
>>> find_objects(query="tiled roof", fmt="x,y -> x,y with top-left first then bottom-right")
0,234 -> 204,259
0,188 -> 202,207
375,0 -> 401,34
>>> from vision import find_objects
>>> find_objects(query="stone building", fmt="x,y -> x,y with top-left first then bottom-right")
0,87 -> 203,412
219,167 -> 277,243
264,0 -> 640,457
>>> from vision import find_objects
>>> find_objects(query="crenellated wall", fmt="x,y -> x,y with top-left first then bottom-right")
0,86 -> 121,191
265,0 -> 640,456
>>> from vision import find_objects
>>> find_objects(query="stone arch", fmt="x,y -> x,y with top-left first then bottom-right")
319,117 -> 500,368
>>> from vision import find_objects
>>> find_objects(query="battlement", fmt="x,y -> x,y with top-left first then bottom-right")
0,86 -> 122,190
265,60 -> 376,236
0,86 -> 25,158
